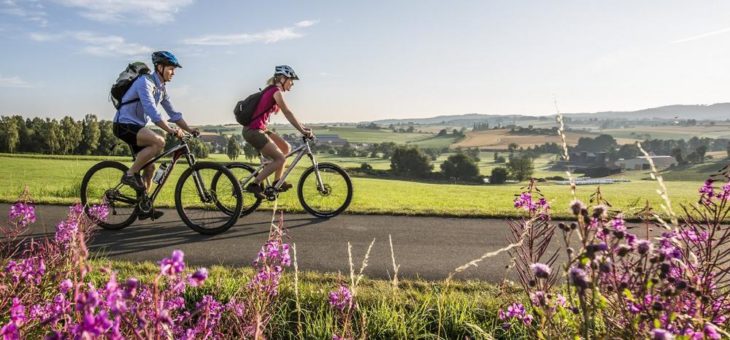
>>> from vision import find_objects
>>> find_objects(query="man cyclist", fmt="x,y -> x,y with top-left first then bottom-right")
112,51 -> 198,218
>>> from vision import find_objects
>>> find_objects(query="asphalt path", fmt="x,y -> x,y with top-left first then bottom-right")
3,204 -> 654,282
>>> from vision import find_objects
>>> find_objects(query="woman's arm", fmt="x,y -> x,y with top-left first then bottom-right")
273,91 -> 311,136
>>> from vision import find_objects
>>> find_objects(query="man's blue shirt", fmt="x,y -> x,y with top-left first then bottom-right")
113,72 -> 183,126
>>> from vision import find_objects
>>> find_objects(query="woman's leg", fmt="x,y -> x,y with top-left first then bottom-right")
255,141 -> 285,184
266,132 -> 291,181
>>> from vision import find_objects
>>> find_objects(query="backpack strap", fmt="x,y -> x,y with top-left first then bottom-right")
117,74 -> 156,109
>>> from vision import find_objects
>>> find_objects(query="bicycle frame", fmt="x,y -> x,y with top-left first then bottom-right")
240,137 -> 326,192
122,136 -> 207,206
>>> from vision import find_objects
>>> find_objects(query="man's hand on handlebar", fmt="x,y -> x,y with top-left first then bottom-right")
170,128 -> 185,139
190,128 -> 201,137
302,128 -> 314,139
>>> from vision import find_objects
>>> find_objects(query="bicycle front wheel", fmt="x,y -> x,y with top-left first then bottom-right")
80,161 -> 140,230
210,162 -> 262,217
175,162 -> 243,235
297,163 -> 353,218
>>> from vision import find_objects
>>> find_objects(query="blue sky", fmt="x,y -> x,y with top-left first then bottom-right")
1,1 -> 730,125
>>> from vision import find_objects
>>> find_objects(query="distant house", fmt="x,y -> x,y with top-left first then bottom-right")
315,134 -> 348,147
616,155 -> 677,171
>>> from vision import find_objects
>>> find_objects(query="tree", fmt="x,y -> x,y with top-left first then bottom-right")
227,136 -> 241,160
59,116 -> 82,155
390,146 -> 432,179
507,143 -> 519,157
696,145 -> 707,163
490,167 -> 508,184
41,118 -> 62,154
671,148 -> 685,165
0,116 -> 19,153
188,138 -> 209,158
243,142 -> 257,161
77,114 -> 100,155
96,120 -> 118,156
437,129 -> 448,136
507,155 -> 534,181
338,142 -> 356,157
440,153 -> 480,181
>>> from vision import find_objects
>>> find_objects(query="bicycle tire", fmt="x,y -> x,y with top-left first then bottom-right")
210,162 -> 262,217
297,162 -> 353,218
79,161 -> 140,230
175,162 -> 243,235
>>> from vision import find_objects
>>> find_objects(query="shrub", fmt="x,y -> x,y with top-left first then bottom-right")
490,167 -> 508,184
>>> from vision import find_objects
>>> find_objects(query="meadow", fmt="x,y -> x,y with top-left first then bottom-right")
0,153 -> 709,219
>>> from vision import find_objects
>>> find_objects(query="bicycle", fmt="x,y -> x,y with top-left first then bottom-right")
211,136 -> 353,218
79,134 -> 244,235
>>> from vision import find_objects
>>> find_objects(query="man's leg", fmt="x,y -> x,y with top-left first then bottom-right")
127,128 -> 165,190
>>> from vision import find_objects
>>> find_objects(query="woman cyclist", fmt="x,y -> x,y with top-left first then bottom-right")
242,65 -> 313,198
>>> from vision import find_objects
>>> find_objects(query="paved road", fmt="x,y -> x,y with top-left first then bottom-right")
2,204 -> 633,282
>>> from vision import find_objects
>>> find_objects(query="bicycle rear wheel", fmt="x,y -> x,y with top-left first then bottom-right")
211,162 -> 262,217
297,163 -> 353,218
175,162 -> 243,235
80,161 -> 140,229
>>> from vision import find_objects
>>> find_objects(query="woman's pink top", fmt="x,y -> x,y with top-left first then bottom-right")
247,86 -> 280,130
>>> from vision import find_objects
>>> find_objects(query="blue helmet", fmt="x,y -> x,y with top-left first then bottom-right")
152,51 -> 182,68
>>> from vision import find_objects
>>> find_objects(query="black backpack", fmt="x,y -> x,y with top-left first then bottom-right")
233,85 -> 275,126
110,62 -> 151,109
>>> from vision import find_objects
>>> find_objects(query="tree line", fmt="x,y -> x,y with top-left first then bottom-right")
0,115 -> 209,158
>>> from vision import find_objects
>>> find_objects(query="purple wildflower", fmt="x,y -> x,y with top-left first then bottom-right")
569,199 -> 586,216
160,250 -> 186,276
188,268 -> 208,287
700,180 -> 715,203
60,279 -> 73,294
9,201 -> 36,228
329,285 -> 353,311
569,267 -> 589,289
651,328 -> 674,340
704,323 -> 721,340
636,240 -> 653,255
530,263 -> 551,279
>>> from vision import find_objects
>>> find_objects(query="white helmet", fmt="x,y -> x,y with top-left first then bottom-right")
274,65 -> 299,80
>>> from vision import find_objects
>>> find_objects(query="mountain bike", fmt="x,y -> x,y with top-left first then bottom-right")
211,136 -> 352,218
80,134 -> 243,235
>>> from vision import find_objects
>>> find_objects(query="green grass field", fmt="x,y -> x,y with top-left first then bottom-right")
0,153 -> 709,219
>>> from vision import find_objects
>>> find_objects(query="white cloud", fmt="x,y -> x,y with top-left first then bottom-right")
1,0 -> 48,26
29,31 -> 152,56
672,27 -> 730,44
183,20 -> 318,46
53,0 -> 193,24
295,20 -> 318,28
73,32 -> 152,56
0,74 -> 33,88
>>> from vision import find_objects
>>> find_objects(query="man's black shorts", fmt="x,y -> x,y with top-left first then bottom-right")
113,123 -> 144,155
